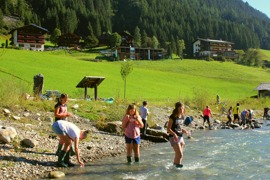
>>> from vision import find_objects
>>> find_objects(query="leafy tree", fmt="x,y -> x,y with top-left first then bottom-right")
50,28 -> 61,46
134,26 -> 141,47
242,49 -> 264,67
120,61 -> 133,99
152,36 -> 159,49
176,39 -> 185,59
141,30 -> 148,48
110,32 -> 121,48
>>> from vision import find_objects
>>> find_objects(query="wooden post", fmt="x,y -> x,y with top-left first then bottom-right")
94,84 -> 98,100
84,86 -> 88,99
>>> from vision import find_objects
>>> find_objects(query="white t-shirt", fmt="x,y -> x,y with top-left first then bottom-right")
140,106 -> 149,120
57,120 -> 80,139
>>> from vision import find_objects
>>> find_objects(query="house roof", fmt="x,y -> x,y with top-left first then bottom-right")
255,83 -> 270,91
9,24 -> 49,34
194,38 -> 234,44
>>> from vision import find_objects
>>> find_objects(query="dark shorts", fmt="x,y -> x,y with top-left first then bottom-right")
125,136 -> 141,144
203,115 -> 210,122
52,121 -> 65,135
234,114 -> 240,120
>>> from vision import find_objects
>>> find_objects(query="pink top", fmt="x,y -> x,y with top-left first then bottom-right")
122,115 -> 141,139
203,108 -> 211,116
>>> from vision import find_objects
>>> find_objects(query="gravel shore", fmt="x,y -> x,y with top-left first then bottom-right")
1,104 -> 261,179
0,108 -> 158,179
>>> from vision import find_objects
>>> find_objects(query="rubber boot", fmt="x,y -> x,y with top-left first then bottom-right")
135,157 -> 140,163
175,164 -> 183,168
70,146 -> 76,156
64,150 -> 75,167
55,143 -> 63,156
127,156 -> 132,163
57,150 -> 68,167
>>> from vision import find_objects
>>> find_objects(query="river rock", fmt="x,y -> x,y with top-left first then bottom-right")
3,109 -> 11,116
72,104 -> 79,109
229,123 -> 240,128
146,128 -> 169,140
0,126 -> 17,143
151,124 -> 165,130
21,138 -> 38,148
214,119 -> 221,124
142,134 -> 168,143
102,121 -> 123,134
12,115 -> 21,120
254,123 -> 262,128
48,171 -> 65,178
45,116 -> 54,123
23,112 -> 30,117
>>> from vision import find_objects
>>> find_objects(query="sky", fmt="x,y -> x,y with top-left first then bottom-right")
242,0 -> 270,18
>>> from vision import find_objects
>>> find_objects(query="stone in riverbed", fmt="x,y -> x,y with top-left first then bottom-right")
102,121 -> 123,134
146,128 -> 169,140
229,123 -> 240,128
0,126 -> 17,143
3,109 -> 11,116
12,115 -> 21,120
21,138 -> 38,148
48,171 -> 65,178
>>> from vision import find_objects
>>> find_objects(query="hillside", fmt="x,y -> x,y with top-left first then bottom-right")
0,0 -> 270,56
1,49 -> 270,103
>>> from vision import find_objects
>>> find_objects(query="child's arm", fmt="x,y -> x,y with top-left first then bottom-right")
135,115 -> 144,128
182,128 -> 191,136
122,115 -> 129,128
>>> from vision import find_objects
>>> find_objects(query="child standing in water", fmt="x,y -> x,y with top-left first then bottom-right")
122,104 -> 144,163
54,94 -> 72,155
167,102 -> 191,168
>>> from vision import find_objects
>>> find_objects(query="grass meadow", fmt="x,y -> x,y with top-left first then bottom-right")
1,47 -> 270,122
1,48 -> 270,103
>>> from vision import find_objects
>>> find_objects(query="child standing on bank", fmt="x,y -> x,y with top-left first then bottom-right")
122,104 -> 144,163
167,102 -> 191,168
54,94 -> 72,155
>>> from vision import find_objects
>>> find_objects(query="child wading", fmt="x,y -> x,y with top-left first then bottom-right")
122,104 -> 144,163
167,102 -> 191,168
54,94 -> 73,155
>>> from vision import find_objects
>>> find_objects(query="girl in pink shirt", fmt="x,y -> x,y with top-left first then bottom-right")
122,104 -> 144,163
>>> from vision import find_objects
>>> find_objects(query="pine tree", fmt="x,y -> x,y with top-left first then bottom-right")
134,26 -> 141,47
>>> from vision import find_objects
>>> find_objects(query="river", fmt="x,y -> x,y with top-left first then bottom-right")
62,122 -> 270,180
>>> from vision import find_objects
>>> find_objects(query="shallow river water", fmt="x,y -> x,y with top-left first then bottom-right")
62,122 -> 270,180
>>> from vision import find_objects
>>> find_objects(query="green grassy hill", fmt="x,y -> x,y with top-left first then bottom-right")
1,48 -> 270,103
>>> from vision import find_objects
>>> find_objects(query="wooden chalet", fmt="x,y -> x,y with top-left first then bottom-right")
120,32 -> 134,47
9,24 -> 48,51
255,83 -> 270,98
115,46 -> 165,60
58,33 -> 80,47
193,38 -> 238,60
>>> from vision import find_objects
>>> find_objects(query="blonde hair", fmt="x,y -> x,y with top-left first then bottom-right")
126,104 -> 139,116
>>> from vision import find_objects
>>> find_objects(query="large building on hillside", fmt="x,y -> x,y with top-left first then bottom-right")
193,38 -> 238,60
58,33 -> 81,47
114,46 -> 165,60
9,24 -> 48,51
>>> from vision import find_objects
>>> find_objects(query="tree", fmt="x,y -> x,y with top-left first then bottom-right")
152,36 -> 159,49
85,23 -> 99,48
85,36 -> 99,49
110,32 -> 121,48
134,26 -> 141,47
176,39 -> 185,59
141,30 -> 148,48
120,61 -> 133,99
50,28 -> 61,46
